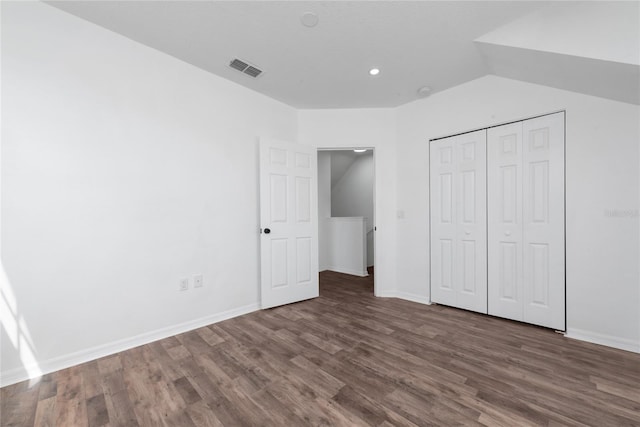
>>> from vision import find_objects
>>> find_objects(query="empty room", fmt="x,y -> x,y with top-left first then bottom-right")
1,1 -> 639,426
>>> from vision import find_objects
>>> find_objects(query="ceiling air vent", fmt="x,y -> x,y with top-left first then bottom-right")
229,58 -> 263,78
244,66 -> 262,78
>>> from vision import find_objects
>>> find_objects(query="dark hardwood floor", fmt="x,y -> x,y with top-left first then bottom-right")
2,269 -> 639,426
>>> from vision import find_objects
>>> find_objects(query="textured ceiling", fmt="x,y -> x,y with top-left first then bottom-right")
46,1 -> 639,108
47,1 -> 547,108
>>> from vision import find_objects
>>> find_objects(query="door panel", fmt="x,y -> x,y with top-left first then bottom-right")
430,138 -> 457,307
488,113 -> 565,330
295,177 -> 311,222
461,170 -> 476,223
271,239 -> 288,288
488,122 -> 524,321
455,130 -> 487,313
296,237 -> 312,284
461,240 -> 476,293
529,161 -> 549,223
430,130 -> 487,313
499,242 -> 518,300
440,173 -> 453,223
501,165 -> 518,223
270,174 -> 288,222
260,137 -> 318,309
523,113 -> 565,329
529,243 -> 549,306
439,239 -> 454,290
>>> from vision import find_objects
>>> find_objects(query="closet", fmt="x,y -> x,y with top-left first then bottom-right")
430,112 -> 565,330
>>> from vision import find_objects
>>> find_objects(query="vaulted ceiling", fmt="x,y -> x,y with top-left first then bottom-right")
47,1 -> 639,108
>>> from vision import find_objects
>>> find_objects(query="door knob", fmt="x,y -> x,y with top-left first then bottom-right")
504,231 -> 511,236
465,230 -> 471,235
264,228 -> 271,234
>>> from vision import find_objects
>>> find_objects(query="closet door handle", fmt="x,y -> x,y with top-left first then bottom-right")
504,231 -> 512,236
465,230 -> 471,235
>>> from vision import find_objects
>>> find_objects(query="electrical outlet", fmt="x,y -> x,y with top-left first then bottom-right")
194,274 -> 203,288
179,278 -> 189,291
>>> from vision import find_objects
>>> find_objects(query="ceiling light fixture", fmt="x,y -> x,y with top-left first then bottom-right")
354,149 -> 367,153
369,68 -> 380,76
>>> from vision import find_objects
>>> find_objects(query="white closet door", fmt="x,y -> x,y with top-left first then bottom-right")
455,131 -> 487,313
488,122 -> 524,321
430,130 -> 487,314
522,113 -> 565,330
487,112 -> 565,330
430,137 -> 457,307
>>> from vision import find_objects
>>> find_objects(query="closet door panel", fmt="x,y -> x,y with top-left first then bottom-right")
455,131 -> 487,313
430,131 -> 487,312
430,139 -> 457,307
488,123 -> 524,321
522,112 -> 565,330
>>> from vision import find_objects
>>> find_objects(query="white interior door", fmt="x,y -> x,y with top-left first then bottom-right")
260,137 -> 318,309
488,122 -> 524,321
430,130 -> 487,314
522,113 -> 565,330
488,112 -> 565,330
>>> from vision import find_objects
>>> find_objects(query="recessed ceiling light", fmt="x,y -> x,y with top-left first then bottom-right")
369,68 -> 380,76
301,12 -> 319,27
354,149 -> 367,153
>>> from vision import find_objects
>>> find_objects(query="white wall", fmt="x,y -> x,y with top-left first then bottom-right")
331,152 -> 374,266
326,217 -> 368,277
396,75 -> 640,352
298,109 -> 397,297
1,2 -> 297,385
317,151 -> 331,271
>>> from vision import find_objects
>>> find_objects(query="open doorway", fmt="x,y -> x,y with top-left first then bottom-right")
317,148 -> 375,294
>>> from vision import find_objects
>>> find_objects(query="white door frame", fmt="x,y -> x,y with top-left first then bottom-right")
317,147 -> 377,296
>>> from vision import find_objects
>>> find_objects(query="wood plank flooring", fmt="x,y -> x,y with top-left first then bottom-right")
2,269 -> 639,426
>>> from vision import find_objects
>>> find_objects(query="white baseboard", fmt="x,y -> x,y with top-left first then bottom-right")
375,290 -> 431,305
565,328 -> 640,353
375,290 -> 398,298
394,291 -> 431,305
0,302 -> 259,387
326,266 -> 368,277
